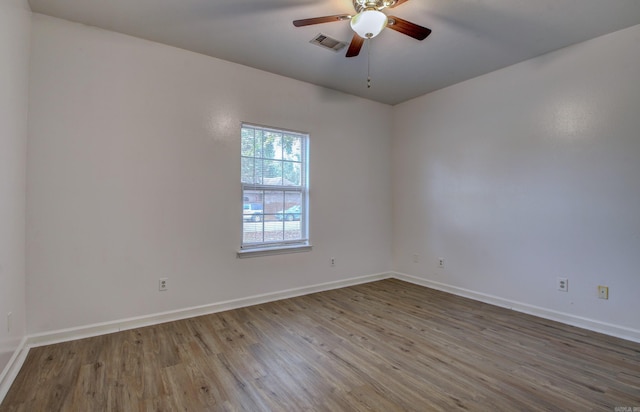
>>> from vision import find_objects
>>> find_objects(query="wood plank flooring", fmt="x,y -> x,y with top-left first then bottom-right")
2,279 -> 639,411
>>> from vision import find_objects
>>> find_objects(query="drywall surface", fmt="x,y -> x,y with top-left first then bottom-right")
27,14 -> 392,334
0,0 -> 30,371
392,24 -> 640,333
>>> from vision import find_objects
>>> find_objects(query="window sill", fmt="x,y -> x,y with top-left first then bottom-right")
237,243 -> 312,258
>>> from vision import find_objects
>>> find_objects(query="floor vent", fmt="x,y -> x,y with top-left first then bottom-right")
310,34 -> 346,52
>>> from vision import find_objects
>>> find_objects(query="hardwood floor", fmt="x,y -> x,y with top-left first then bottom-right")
2,279 -> 639,411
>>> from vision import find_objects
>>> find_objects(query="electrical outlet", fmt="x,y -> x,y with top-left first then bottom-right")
412,254 -> 419,263
330,257 -> 335,267
7,312 -> 12,333
159,278 -> 168,291
438,258 -> 445,268
598,285 -> 609,300
557,277 -> 568,292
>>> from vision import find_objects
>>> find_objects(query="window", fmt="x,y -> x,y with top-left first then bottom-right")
239,124 -> 309,254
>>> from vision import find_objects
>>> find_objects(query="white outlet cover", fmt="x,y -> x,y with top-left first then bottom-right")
159,278 -> 168,291
558,278 -> 568,292
598,286 -> 609,299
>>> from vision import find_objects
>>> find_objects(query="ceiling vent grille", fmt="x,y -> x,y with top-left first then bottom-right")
310,34 -> 347,52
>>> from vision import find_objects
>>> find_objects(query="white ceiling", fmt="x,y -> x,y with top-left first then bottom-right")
28,0 -> 640,105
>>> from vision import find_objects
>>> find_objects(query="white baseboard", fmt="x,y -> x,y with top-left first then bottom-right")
393,271 -> 640,344
27,272 -> 393,348
0,337 -> 29,403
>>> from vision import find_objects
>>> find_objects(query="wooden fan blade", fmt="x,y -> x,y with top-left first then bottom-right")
293,14 -> 351,27
387,16 -> 432,40
346,34 -> 365,57
390,0 -> 410,8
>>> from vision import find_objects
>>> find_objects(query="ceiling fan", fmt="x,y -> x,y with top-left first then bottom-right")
293,0 -> 431,57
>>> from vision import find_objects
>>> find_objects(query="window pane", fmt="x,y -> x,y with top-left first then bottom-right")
254,159 -> 264,185
262,131 -> 282,160
284,221 -> 301,241
243,221 -> 264,244
241,157 -> 254,184
283,135 -> 301,161
264,221 -> 284,243
263,191 -> 282,242
244,189 -> 263,204
243,191 -> 263,223
283,161 -> 301,186
262,160 -> 282,182
241,128 -> 254,157
264,191 -> 284,220
255,130 -> 263,158
283,192 -> 302,240
284,191 -> 301,208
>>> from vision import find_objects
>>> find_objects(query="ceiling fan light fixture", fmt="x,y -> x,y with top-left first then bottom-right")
350,10 -> 387,38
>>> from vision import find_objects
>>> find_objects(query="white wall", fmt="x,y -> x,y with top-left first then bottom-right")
392,24 -> 640,336
24,12 -> 639,341
0,0 -> 30,371
27,14 -> 392,334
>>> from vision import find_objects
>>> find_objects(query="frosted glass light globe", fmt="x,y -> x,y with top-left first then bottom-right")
350,10 -> 387,38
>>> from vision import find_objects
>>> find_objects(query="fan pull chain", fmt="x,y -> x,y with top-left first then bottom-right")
367,39 -> 372,88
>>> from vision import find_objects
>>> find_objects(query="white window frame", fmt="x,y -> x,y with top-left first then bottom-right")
238,123 -> 310,257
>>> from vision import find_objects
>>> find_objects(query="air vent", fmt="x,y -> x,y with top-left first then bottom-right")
310,33 -> 347,52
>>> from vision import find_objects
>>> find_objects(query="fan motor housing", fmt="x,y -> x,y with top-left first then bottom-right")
352,0 -> 397,13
